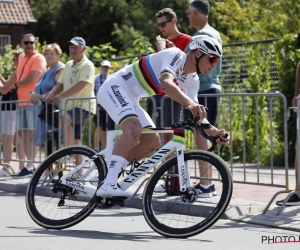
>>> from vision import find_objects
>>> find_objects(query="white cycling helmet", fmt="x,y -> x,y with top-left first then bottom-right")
189,35 -> 222,58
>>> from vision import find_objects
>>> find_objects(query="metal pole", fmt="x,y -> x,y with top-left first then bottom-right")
297,98 -> 300,190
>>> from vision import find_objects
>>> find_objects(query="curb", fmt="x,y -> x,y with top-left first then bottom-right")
0,179 -> 269,220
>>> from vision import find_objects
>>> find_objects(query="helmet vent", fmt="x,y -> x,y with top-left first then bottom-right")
204,40 -> 216,51
214,45 -> 222,55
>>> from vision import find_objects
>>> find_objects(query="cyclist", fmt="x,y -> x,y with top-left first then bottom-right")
96,35 -> 229,197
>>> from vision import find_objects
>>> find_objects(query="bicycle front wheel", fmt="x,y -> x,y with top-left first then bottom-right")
142,150 -> 232,238
26,145 -> 107,229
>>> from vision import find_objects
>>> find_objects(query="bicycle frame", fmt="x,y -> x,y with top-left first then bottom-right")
59,127 -> 191,198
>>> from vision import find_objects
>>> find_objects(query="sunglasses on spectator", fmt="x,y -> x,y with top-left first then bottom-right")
24,41 -> 35,45
209,55 -> 219,64
157,20 -> 172,28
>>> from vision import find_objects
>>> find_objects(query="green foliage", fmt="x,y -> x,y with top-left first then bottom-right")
274,34 -> 300,166
219,43 -> 281,164
0,44 -> 15,79
214,0 -> 300,43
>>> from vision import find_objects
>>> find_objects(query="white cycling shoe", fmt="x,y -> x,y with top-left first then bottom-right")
96,183 -> 132,198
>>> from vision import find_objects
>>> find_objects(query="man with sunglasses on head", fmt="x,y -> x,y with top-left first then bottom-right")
96,35 -> 229,198
186,0 -> 223,198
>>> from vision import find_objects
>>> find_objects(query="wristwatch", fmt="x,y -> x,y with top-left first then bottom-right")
42,94 -> 45,99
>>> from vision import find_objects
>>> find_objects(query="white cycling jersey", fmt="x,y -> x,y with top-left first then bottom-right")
97,47 -> 199,127
114,47 -> 199,101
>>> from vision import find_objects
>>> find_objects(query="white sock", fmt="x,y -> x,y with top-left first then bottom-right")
103,155 -> 128,187
200,184 -> 210,189
25,167 -> 33,171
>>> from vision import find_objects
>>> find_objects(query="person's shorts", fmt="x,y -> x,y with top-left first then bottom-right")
66,108 -> 91,140
1,110 -> 17,135
96,75 -> 155,128
93,109 -> 115,130
197,89 -> 221,126
147,95 -> 182,127
17,105 -> 36,131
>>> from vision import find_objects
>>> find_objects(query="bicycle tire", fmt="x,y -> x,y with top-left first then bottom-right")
142,150 -> 233,238
26,145 -> 107,230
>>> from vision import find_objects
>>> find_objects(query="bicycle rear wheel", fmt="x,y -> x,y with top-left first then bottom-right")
26,145 -> 106,229
142,150 -> 232,238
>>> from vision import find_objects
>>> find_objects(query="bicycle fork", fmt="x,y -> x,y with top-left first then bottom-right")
176,145 -> 191,192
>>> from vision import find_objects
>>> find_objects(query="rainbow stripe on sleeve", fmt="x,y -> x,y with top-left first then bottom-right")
132,56 -> 161,95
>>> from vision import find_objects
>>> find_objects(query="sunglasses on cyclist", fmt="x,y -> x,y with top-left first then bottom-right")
157,20 -> 172,28
208,55 -> 219,64
24,41 -> 35,45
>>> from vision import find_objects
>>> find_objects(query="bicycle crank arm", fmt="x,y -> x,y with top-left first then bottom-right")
59,179 -> 97,198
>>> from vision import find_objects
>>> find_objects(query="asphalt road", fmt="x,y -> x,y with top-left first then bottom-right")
0,191 -> 299,250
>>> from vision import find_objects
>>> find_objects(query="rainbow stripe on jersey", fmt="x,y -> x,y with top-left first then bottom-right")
132,56 -> 162,95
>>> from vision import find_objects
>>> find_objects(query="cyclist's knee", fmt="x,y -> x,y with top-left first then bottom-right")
121,117 -> 142,141
140,133 -> 161,151
151,133 -> 161,150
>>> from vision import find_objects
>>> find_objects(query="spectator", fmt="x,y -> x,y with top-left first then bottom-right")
186,0 -> 223,197
93,60 -> 114,151
151,8 -> 193,133
0,49 -> 25,176
152,8 -> 199,193
30,43 -> 65,147
12,34 -> 47,178
276,61 -> 300,206
46,37 -> 96,169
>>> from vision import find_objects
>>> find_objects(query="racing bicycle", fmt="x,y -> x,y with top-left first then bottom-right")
25,109 -> 233,238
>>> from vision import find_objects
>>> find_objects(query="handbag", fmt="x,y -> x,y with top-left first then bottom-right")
38,102 -> 60,128
8,89 -> 18,101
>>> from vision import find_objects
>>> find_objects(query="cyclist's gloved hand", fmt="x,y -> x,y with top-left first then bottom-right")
183,108 -> 208,125
210,129 -> 230,146
186,103 -> 207,122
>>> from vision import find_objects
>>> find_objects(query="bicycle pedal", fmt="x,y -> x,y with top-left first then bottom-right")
114,198 -> 127,207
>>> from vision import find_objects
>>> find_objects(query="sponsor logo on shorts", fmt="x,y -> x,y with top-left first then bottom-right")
111,85 -> 129,107
122,72 -> 133,81
118,108 -> 133,116
107,91 -> 117,106
170,53 -> 180,67
178,74 -> 187,83
175,68 -> 180,78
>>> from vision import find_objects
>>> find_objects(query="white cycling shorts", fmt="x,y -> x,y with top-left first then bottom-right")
96,75 -> 155,128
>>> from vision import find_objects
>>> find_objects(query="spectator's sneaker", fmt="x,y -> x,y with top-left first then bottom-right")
276,194 -> 300,206
210,184 -> 217,196
96,183 -> 132,198
0,168 -> 10,177
12,168 -> 34,179
194,184 -> 213,198
154,181 -> 166,193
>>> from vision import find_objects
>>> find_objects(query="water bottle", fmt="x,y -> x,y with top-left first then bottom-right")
30,91 -> 42,106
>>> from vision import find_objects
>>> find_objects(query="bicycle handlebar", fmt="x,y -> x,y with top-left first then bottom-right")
171,109 -> 228,154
